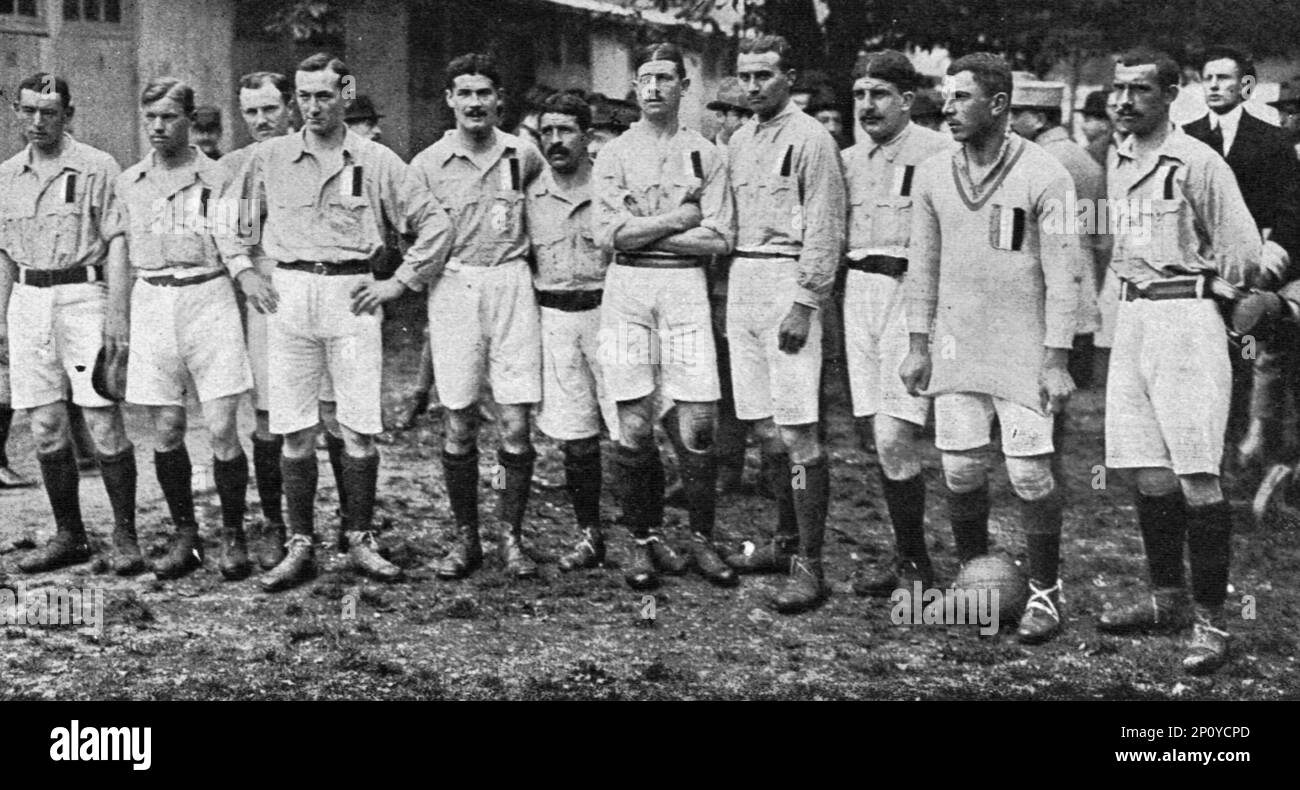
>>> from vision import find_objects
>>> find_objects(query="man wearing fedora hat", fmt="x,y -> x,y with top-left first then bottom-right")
1079,89 -> 1114,167
345,95 -> 384,144
706,77 -> 751,147
1268,76 -> 1300,158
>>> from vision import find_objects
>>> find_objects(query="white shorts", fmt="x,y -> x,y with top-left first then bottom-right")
537,304 -> 617,441
127,273 -> 253,407
844,269 -> 930,424
428,259 -> 541,411
599,263 -> 720,406
248,259 -> 335,411
6,280 -> 115,410
267,269 -> 383,436
935,392 -> 1054,456
1105,297 -> 1230,475
1095,267 -> 1120,349
726,257 -> 821,426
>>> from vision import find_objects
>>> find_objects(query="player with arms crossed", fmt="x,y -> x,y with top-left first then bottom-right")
900,53 -> 1082,643
222,53 -> 451,591
0,73 -> 139,575
1095,49 -> 1261,676
592,42 -> 738,591
109,78 -> 260,580
721,36 -> 846,613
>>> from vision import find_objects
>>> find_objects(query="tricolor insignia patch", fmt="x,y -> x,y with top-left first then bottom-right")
989,204 -> 1026,251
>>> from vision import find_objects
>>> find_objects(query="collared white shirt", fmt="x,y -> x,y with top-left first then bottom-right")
1209,103 -> 1245,156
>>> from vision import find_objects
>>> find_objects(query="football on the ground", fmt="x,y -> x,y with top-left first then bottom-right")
954,554 -> 1028,622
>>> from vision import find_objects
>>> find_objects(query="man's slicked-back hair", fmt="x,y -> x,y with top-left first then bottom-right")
1202,45 -> 1256,79
633,42 -> 687,79
1117,47 -> 1182,90
446,53 -> 503,91
852,50 -> 920,94
540,92 -> 592,130
240,71 -> 293,104
947,52 -> 1012,101
296,52 -> 351,89
738,34 -> 796,72
141,77 -> 195,115
17,72 -> 72,110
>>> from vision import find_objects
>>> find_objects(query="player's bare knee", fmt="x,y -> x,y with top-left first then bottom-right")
875,417 -> 921,480
942,449 -> 989,493
282,427 -> 317,459
1006,455 -> 1056,501
780,424 -> 822,466
1179,473 -> 1224,507
29,404 -> 70,455
498,405 -> 532,453
677,402 -> 716,453
153,409 -> 188,453
616,399 -> 654,451
82,406 -> 129,455
1135,467 -> 1180,497
444,407 -> 480,454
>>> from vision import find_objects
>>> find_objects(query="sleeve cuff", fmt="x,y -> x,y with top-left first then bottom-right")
224,255 -> 254,280
395,262 -> 428,292
793,287 -> 823,309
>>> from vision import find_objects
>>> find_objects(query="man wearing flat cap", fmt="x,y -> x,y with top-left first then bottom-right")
345,94 -> 384,144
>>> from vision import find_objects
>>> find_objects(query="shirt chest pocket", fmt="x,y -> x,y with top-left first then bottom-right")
749,175 -> 801,235
0,199 -> 37,260
41,186 -> 85,262
485,190 -> 523,237
325,192 -> 371,238
870,196 -> 913,247
1134,198 -> 1186,268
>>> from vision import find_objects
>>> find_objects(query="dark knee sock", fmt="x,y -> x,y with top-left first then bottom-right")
251,432 -> 284,526
614,444 -> 663,538
880,469 -> 929,568
1136,490 -> 1188,589
213,453 -> 249,534
497,448 -> 536,536
155,445 -> 196,533
280,454 -> 318,537
948,485 -> 990,563
0,406 -> 12,466
324,431 -> 348,515
762,450 -> 798,543
341,453 -> 380,534
1020,488 -> 1064,584
679,448 -> 718,537
563,440 -> 602,531
792,457 -> 830,559
38,446 -> 85,537
442,447 -> 480,529
98,446 -> 137,532
1186,500 -> 1232,609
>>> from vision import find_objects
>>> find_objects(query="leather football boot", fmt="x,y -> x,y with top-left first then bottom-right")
690,533 -> 738,587
153,528 -> 204,581
852,556 -> 934,598
218,525 -> 251,581
558,527 -> 605,572
1098,587 -> 1193,635
771,556 -> 829,614
1017,579 -> 1064,644
646,533 -> 687,575
499,531 -> 539,579
259,534 -> 317,592
624,538 -> 659,591
1182,605 -> 1231,676
432,523 -> 482,580
347,530 -> 403,582
19,531 -> 92,574
108,520 -> 146,576
725,536 -> 795,574
255,520 -> 287,570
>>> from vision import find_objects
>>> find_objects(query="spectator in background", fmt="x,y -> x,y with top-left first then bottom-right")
1267,75 -> 1300,158
192,105 -> 223,159
705,77 -> 751,146
1079,89 -> 1113,166
587,97 -> 636,161
344,95 -> 384,143
809,99 -> 847,148
908,88 -> 944,131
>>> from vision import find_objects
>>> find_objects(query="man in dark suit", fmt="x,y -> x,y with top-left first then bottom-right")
1184,46 -> 1300,485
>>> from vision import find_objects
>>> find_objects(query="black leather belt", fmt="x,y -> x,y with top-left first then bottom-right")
1120,275 -> 1212,302
141,269 -> 225,288
279,260 -> 371,275
846,255 -> 908,277
17,264 -> 104,288
615,253 -> 704,269
733,250 -> 798,260
536,289 -> 602,312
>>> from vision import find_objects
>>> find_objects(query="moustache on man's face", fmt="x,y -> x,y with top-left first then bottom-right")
546,143 -> 571,159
